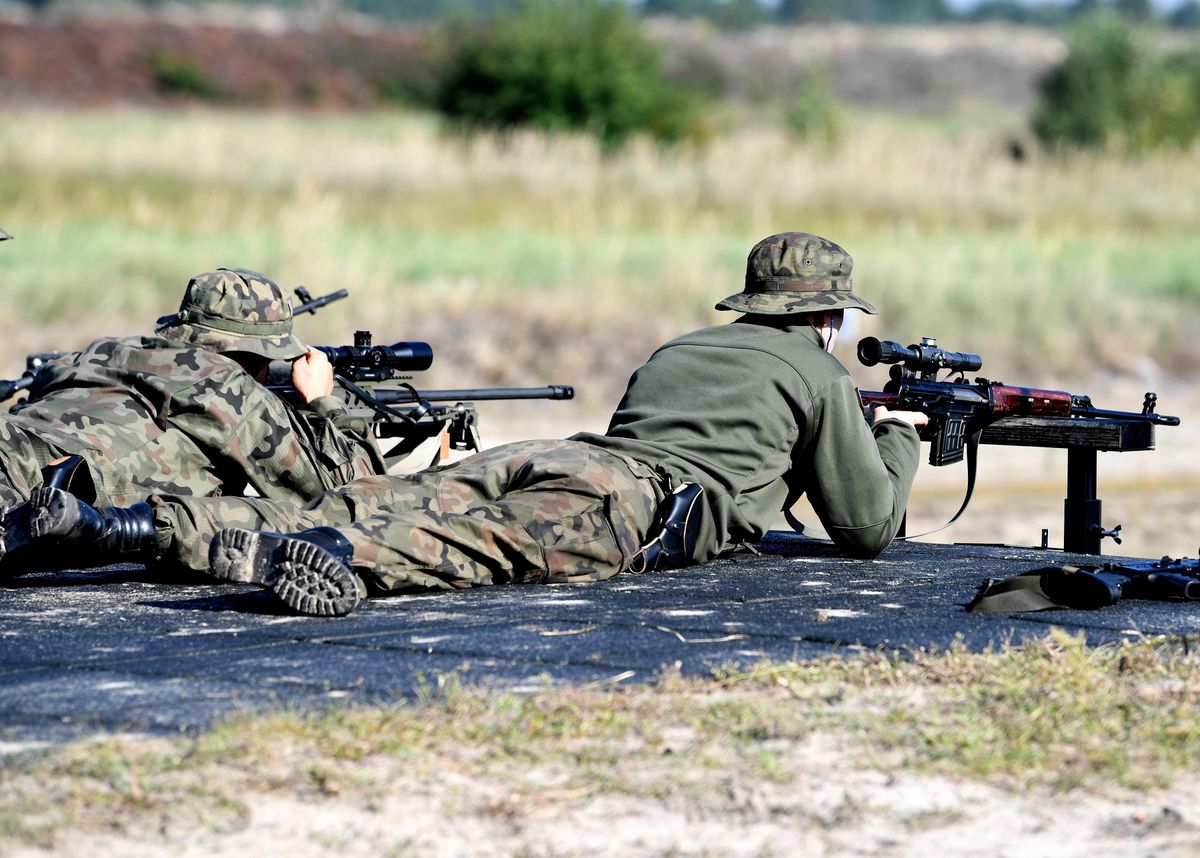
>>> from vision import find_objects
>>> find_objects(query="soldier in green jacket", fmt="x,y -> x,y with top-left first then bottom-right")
0,267 -> 384,510
1,232 -> 925,617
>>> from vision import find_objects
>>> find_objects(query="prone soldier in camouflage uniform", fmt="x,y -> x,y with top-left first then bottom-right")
0,266 -> 384,513
3,232 -> 926,617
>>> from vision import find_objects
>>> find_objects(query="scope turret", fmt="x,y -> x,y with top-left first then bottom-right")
857,337 -> 982,377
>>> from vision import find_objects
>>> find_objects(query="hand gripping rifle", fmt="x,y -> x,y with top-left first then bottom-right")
856,336 -> 1179,534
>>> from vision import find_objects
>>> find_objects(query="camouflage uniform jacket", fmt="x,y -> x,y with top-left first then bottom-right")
4,335 -> 384,506
572,317 -> 921,560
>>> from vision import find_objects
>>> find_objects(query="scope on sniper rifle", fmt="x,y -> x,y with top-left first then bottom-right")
857,337 -> 982,380
316,331 -> 434,383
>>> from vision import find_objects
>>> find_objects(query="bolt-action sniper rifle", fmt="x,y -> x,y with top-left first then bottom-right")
855,336 -> 1179,534
268,329 -> 575,463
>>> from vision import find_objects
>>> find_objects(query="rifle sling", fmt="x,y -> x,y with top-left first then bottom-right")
894,428 -> 981,541
945,428 -> 981,528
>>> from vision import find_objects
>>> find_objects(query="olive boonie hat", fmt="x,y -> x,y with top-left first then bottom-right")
155,268 -> 308,360
716,231 -> 878,315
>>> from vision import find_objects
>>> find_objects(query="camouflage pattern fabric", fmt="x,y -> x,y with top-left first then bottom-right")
0,335 -> 383,508
154,439 -> 663,588
715,231 -> 878,315
0,421 -> 52,509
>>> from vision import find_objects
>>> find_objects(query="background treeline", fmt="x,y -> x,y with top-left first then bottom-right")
3,0 -> 1197,151
6,0 -> 1200,28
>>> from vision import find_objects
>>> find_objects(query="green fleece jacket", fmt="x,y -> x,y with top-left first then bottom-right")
572,316 -> 920,560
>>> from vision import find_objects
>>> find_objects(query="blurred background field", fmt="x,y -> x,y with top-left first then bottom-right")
1,0 -> 1198,556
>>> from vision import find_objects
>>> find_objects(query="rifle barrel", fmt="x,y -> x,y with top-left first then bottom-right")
295,289 -> 350,316
0,375 -> 33,402
1071,403 -> 1180,426
374,386 -> 575,404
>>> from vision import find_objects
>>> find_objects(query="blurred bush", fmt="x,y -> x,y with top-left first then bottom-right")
784,73 -> 842,147
148,53 -> 226,100
434,0 -> 699,150
1032,12 -> 1200,151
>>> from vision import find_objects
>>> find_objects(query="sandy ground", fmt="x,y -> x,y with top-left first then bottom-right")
7,735 -> 1200,857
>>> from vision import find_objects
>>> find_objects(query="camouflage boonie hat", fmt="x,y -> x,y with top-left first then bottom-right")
155,268 -> 307,360
716,232 -> 878,315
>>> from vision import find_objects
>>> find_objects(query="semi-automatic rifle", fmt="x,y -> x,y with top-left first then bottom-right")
855,336 -> 1179,536
967,552 -> 1200,612
857,336 -> 1179,467
1048,554 -> 1200,607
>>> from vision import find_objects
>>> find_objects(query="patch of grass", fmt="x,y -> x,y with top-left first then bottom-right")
3,634 -> 1200,851
722,630 -> 1200,790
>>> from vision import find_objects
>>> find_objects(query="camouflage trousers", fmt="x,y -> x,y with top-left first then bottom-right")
0,420 -> 63,510
154,439 -> 665,592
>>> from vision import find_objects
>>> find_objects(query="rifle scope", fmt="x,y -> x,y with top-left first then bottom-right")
317,339 -> 434,374
857,337 -> 982,375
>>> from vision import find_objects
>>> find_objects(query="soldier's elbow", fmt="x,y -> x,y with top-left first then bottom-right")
830,526 -> 895,560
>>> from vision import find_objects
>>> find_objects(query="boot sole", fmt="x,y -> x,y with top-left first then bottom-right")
0,487 -> 80,577
209,528 -> 361,617
29,486 -> 83,538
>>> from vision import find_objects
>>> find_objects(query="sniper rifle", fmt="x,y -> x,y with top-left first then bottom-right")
857,336 -> 1179,468
269,330 -> 574,464
855,336 -> 1179,535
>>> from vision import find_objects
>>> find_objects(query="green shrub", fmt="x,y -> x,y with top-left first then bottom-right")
783,73 -> 842,148
435,0 -> 699,150
148,53 -> 225,101
1032,12 -> 1200,151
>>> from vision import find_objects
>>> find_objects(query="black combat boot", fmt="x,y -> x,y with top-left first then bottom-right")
207,526 -> 362,617
0,486 -> 158,577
